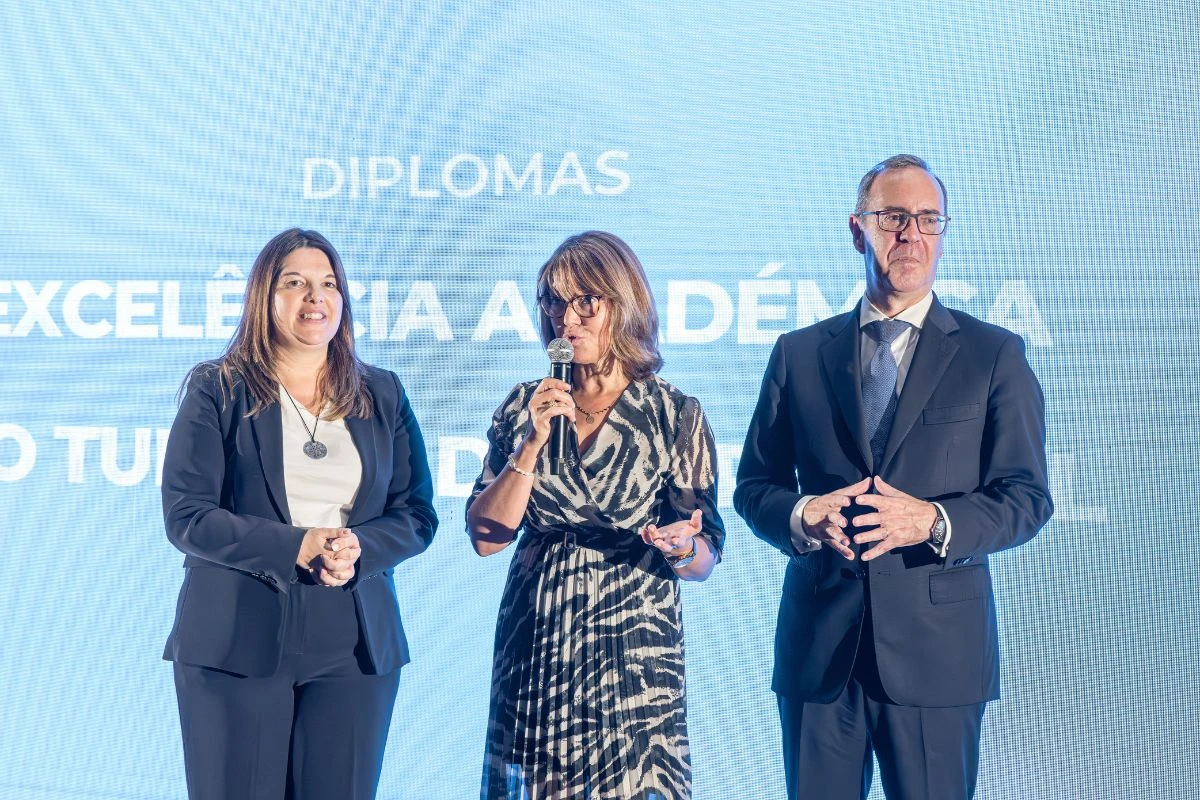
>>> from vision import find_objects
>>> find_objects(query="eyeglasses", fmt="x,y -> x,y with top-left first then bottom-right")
858,210 -> 950,235
538,293 -> 603,319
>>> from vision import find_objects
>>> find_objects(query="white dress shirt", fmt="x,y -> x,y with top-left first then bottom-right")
789,292 -> 953,558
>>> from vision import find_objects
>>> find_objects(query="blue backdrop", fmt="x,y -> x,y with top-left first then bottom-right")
1,1 -> 1196,797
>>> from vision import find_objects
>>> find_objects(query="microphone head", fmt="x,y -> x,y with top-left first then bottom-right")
547,337 -> 574,364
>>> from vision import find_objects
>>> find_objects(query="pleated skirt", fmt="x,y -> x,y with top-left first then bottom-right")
480,528 -> 690,800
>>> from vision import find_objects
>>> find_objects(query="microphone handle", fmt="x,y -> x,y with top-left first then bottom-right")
548,361 -> 573,474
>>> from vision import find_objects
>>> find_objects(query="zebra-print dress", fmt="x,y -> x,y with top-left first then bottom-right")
469,376 -> 725,800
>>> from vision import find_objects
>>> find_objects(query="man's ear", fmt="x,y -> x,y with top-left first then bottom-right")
849,214 -> 866,254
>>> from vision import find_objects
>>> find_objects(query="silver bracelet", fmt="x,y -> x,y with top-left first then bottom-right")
506,456 -> 535,478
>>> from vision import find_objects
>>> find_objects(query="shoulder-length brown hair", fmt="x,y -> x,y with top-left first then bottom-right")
536,231 -> 663,381
206,228 -> 371,419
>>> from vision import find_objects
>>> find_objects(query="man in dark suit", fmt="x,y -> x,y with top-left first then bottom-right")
734,155 -> 1053,800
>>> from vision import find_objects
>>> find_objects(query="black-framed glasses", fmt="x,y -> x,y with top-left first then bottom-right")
858,210 -> 950,235
538,293 -> 603,319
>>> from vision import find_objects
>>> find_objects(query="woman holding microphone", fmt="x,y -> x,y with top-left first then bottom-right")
467,231 -> 725,800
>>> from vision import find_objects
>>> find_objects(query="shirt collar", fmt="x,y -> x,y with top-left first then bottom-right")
858,291 -> 934,331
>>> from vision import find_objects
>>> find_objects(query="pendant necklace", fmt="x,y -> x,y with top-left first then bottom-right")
576,382 -> 628,424
281,385 -> 328,459
575,399 -> 617,424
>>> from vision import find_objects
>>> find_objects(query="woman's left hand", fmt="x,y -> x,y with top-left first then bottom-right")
317,528 -> 361,587
640,509 -> 703,559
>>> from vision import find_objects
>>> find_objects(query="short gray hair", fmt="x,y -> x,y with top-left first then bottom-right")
855,154 -> 948,214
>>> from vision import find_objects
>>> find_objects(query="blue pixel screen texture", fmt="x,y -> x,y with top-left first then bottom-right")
1,1 -> 1197,798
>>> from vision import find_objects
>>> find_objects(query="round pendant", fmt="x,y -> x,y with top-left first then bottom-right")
303,440 -> 328,459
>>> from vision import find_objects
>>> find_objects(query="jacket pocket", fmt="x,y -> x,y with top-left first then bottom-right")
929,564 -> 990,604
922,403 -> 982,425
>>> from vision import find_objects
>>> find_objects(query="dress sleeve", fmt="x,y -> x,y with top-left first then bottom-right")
464,383 -> 531,516
667,395 -> 727,561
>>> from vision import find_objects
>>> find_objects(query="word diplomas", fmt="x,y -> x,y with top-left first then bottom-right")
304,151 -> 630,199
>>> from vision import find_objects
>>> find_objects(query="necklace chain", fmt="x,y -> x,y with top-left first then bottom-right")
575,398 -> 617,424
281,385 -> 328,459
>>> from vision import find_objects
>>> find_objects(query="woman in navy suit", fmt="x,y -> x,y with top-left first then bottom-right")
161,228 -> 438,799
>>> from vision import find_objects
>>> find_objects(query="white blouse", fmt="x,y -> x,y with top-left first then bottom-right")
278,386 -> 363,528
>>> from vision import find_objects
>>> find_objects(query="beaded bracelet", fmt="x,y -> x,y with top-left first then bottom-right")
506,456 -> 535,478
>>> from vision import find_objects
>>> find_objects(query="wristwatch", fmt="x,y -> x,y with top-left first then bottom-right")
666,537 -> 697,569
928,506 -> 948,549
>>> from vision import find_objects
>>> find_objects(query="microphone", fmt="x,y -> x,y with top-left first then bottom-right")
546,337 -> 574,475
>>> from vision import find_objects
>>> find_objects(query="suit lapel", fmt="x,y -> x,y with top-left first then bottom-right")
820,305 -> 872,470
880,297 -> 960,471
249,401 -> 292,524
344,409 -> 379,528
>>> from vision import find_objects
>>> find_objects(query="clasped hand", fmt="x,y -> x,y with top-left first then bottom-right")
801,476 -> 936,562
296,527 -> 362,587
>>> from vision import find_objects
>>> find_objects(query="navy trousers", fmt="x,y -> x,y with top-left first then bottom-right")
778,605 -> 985,800
173,575 -> 401,800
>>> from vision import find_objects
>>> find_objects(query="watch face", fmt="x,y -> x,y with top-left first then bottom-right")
931,516 -> 947,544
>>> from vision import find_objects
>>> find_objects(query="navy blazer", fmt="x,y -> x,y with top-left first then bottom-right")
734,296 -> 1052,707
162,363 -> 439,678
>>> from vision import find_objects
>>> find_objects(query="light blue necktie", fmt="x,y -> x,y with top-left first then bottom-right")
862,319 -> 911,469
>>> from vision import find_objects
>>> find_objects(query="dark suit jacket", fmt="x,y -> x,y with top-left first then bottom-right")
161,363 -> 438,678
734,296 -> 1052,707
